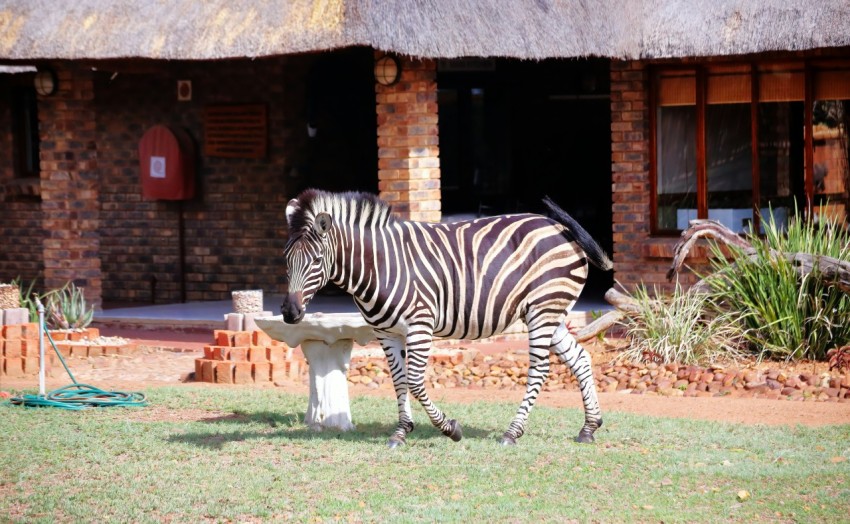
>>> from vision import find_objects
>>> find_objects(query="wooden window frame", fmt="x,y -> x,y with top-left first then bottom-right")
649,60 -> 849,236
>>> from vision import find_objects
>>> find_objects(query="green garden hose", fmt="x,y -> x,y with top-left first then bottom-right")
8,316 -> 148,410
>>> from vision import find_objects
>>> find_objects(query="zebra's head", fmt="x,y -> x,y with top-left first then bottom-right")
280,197 -> 333,324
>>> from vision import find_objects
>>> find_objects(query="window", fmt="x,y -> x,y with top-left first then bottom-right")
651,61 -> 850,234
11,86 -> 40,179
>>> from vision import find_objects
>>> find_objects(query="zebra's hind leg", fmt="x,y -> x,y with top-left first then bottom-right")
406,328 -> 462,442
549,322 -> 602,444
376,331 -> 415,448
500,344 -> 550,446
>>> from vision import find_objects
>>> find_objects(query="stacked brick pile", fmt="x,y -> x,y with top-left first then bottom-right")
1,323 -> 53,378
1,324 -> 133,379
194,330 -> 305,385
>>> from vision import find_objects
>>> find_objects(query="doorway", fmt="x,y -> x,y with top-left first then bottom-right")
437,58 -> 614,294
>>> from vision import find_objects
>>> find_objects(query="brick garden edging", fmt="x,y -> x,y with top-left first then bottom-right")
350,351 -> 850,402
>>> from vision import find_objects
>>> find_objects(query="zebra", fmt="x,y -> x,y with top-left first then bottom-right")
281,189 -> 611,447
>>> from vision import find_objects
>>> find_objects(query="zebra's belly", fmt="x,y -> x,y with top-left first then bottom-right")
433,311 -> 523,341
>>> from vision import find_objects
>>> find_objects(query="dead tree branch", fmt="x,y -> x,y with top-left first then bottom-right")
666,219 -> 850,294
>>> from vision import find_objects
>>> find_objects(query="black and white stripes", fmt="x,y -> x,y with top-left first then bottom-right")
281,190 -> 608,446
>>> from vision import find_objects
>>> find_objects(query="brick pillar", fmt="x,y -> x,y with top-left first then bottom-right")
610,60 -> 651,291
39,64 -> 102,308
375,54 -> 441,222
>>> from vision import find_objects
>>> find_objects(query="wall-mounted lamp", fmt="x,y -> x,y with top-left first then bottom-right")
34,69 -> 57,96
374,55 -> 401,86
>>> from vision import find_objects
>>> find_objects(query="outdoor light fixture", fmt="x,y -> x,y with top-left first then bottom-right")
33,69 -> 57,96
374,55 -> 401,86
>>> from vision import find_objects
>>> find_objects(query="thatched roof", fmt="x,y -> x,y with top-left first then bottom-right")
0,0 -> 848,61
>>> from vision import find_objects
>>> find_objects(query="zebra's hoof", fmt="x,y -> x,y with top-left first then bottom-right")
442,419 -> 463,442
499,434 -> 517,446
574,429 -> 596,444
387,435 -> 406,449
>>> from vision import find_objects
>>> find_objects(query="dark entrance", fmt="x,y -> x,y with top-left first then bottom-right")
437,58 -> 614,294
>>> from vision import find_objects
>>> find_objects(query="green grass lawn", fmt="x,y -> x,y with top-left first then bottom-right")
1,386 -> 848,523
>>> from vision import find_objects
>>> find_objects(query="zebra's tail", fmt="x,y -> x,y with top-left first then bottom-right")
542,196 -> 614,271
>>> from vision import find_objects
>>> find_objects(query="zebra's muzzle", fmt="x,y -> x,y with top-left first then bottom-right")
281,291 -> 305,324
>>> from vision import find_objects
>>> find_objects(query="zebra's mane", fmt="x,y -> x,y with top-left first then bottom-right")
288,189 -> 396,234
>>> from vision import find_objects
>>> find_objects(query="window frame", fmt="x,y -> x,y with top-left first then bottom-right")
649,59 -> 848,236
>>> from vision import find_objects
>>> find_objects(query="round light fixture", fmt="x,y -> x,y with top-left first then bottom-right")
34,69 -> 57,96
374,55 -> 401,86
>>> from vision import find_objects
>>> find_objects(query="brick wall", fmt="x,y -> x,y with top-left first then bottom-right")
376,55 -> 441,222
93,57 -> 314,303
609,60 -> 705,292
0,78 -> 45,288
38,64 -> 102,307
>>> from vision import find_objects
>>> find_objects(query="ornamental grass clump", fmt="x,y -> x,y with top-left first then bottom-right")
705,211 -> 850,361
618,283 -> 746,365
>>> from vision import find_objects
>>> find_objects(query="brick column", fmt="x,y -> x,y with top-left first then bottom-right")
610,60 -> 652,291
375,54 -> 441,222
39,64 -> 102,308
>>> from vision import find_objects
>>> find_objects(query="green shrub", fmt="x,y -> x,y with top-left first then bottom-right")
705,210 -> 850,361
618,283 -> 746,365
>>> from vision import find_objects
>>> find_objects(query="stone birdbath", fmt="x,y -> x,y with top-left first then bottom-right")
255,313 -> 376,432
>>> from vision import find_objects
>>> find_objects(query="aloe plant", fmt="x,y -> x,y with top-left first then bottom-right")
45,282 -> 94,330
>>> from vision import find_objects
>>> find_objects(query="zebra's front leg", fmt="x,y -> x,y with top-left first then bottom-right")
500,346 -> 550,446
406,328 -> 463,442
550,323 -> 602,443
376,332 -> 414,448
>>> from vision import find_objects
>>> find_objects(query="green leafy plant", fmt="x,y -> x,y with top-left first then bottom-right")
618,283 -> 746,365
45,282 -> 94,330
705,209 -> 850,361
11,277 -> 40,323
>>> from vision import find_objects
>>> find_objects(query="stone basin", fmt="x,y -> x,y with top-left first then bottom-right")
255,314 -> 377,432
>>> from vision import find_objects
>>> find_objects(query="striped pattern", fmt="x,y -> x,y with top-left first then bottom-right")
283,190 -> 607,445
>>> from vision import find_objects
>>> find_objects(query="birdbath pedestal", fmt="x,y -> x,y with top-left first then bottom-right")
255,314 -> 376,432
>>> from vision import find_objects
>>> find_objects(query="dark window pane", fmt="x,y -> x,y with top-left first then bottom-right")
706,103 -> 753,232
758,102 -> 804,231
656,105 -> 696,230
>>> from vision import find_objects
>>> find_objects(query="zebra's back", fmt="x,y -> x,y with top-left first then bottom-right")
390,213 -> 589,340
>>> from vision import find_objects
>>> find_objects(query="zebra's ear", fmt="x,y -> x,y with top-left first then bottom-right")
314,212 -> 332,236
285,199 -> 300,226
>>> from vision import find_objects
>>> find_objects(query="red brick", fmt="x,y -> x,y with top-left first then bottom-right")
252,330 -> 272,346
68,331 -> 85,341
86,327 -> 100,339
21,323 -> 40,340
55,343 -> 72,357
267,346 -> 285,362
4,357 -> 24,377
248,345 -> 267,362
201,360 -> 216,382
232,332 -> 252,347
253,362 -> 271,382
4,339 -> 22,358
194,359 -> 203,380
270,362 -> 287,383
211,346 -> 230,360
228,346 -> 248,361
22,356 -> 41,374
3,325 -> 22,340
88,345 -> 104,357
214,330 -> 235,347
234,362 -> 252,383
70,345 -> 89,357
203,345 -> 215,359
49,330 -> 68,341
103,345 -> 120,356
215,361 -> 234,384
